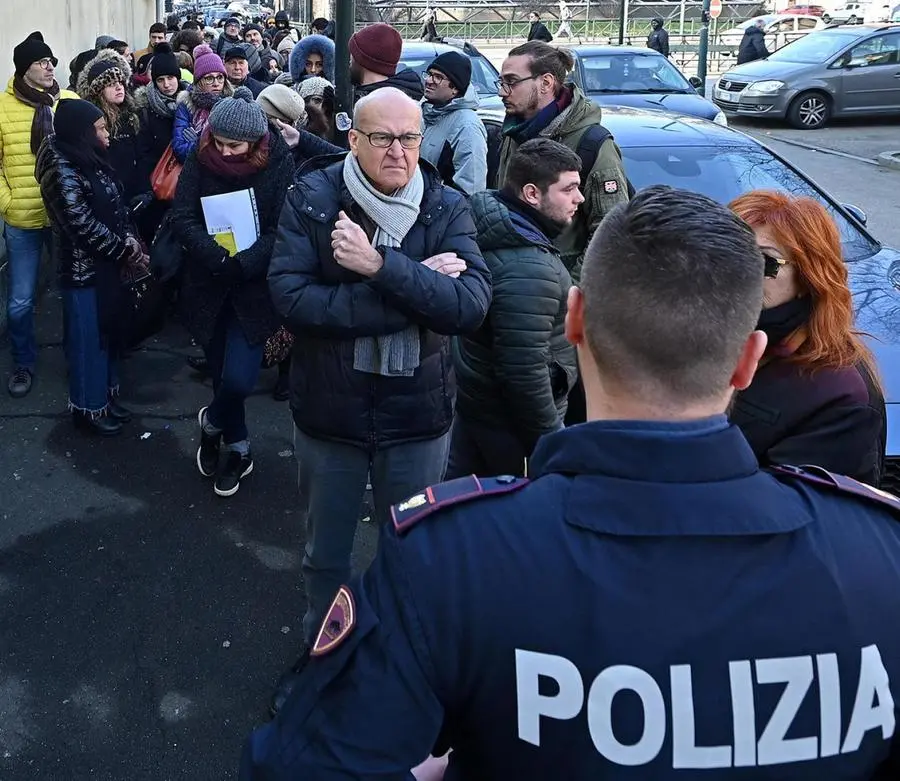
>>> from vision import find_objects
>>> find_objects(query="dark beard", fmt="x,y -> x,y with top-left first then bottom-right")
349,61 -> 364,87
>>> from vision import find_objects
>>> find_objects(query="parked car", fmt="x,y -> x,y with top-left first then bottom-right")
866,2 -> 895,21
566,45 -> 727,124
823,2 -> 867,23
781,4 -> 826,15
719,14 -> 827,56
599,104 -> 900,490
713,24 -> 900,128
398,39 -> 504,115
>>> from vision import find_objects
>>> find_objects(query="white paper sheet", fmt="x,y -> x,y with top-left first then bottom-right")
201,189 -> 260,254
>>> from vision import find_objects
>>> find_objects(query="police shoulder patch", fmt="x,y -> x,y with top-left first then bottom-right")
391,474 -> 530,535
770,464 -> 900,516
310,585 -> 355,657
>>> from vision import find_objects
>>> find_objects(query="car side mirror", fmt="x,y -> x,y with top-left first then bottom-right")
842,202 -> 867,225
688,76 -> 703,90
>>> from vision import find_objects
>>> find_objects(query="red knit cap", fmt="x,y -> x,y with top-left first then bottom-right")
348,23 -> 402,77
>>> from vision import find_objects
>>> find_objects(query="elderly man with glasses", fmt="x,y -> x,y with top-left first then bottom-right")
266,86 -> 491,710
0,32 -> 77,398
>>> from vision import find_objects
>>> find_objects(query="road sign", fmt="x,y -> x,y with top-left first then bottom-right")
710,0 -> 723,19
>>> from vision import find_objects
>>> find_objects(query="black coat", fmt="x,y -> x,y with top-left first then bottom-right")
527,21 -> 553,42
268,156 -> 492,449
355,70 -> 425,102
737,26 -> 770,64
171,132 -> 294,347
731,358 -> 886,486
648,26 -> 670,56
233,75 -> 268,98
453,191 -> 576,451
35,137 -> 132,287
108,122 -> 147,202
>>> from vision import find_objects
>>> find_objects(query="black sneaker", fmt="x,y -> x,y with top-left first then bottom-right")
8,367 -> 33,398
214,449 -> 253,497
196,406 -> 221,478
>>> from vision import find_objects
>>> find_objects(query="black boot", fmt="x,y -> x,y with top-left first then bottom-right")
73,410 -> 123,437
107,399 -> 133,422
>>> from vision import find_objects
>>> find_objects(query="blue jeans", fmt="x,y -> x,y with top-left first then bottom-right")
203,310 -> 262,445
5,225 -> 50,370
294,426 -> 451,643
62,287 -> 119,414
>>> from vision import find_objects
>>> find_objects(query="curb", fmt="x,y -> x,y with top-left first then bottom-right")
877,151 -> 900,171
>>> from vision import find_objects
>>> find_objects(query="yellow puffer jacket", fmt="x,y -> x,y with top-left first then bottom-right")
0,77 -> 78,229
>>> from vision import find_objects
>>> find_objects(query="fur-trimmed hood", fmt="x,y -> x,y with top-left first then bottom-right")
290,34 -> 335,83
76,48 -> 132,99
176,81 -> 236,114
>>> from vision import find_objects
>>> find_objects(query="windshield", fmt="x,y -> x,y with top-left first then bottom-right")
738,15 -> 776,29
768,30 -> 861,62
580,54 -> 692,93
397,54 -> 498,96
619,144 -> 879,262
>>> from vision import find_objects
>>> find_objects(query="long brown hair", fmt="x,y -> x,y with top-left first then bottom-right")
730,190 -> 879,380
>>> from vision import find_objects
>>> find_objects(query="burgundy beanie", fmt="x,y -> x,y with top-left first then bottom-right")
348,23 -> 402,77
192,44 -> 225,80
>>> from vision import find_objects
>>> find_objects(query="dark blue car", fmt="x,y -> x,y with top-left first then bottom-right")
600,105 -> 900,489
568,45 -> 728,125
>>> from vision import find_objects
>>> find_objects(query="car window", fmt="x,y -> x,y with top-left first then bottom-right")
619,144 -> 879,262
739,14 -> 776,29
397,53 -> 497,96
797,17 -> 819,29
844,33 -> 900,67
579,54 -> 691,92
768,30 -> 862,62
768,19 -> 792,32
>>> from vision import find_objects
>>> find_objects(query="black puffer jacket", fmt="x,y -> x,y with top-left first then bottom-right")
737,26 -> 770,64
35,137 -> 132,288
171,132 -> 294,347
269,156 -> 492,448
453,191 -> 576,450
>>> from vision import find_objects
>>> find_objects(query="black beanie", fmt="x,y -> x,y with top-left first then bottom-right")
54,99 -> 104,145
13,32 -> 57,77
427,51 -> 471,95
150,42 -> 180,80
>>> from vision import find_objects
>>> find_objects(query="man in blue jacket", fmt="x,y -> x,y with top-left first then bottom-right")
267,86 -> 491,705
246,185 -> 900,780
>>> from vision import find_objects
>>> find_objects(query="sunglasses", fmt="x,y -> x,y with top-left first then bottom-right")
763,253 -> 791,279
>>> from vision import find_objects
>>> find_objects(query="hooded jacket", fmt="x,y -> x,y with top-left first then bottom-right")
738,25 -> 770,64
527,20 -> 554,42
421,84 -> 488,196
355,69 -> 425,102
453,190 -> 576,450
498,85 -> 629,282
268,155 -> 492,448
289,34 -> 335,83
648,18 -> 670,56
0,79 -> 78,229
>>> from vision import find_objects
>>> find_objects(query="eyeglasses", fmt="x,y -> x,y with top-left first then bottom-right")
200,74 -> 226,85
424,71 -> 448,85
763,253 -> 792,279
34,58 -> 57,70
355,130 -> 423,149
494,74 -> 541,95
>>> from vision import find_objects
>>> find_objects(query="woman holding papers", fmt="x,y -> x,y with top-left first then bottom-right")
171,87 -> 293,497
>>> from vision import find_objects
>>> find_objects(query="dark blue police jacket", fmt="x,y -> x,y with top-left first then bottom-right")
241,417 -> 900,780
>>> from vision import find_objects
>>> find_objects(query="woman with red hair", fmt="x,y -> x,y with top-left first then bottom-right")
729,190 -> 886,486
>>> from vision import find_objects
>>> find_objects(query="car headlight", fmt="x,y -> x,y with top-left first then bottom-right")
744,80 -> 786,95
713,111 -> 729,126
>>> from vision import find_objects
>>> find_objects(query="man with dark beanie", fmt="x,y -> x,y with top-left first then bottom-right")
0,32 -> 77,398
420,50 -> 487,195
224,46 -> 267,97
349,23 -> 424,101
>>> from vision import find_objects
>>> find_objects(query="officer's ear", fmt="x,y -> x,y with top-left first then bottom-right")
565,285 -> 585,349
731,329 -> 767,391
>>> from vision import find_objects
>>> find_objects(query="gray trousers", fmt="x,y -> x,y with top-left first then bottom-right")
294,426 -> 451,643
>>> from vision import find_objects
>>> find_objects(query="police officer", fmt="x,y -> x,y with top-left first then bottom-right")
240,186 -> 900,780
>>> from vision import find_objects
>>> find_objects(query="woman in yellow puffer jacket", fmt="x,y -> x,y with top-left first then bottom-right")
0,31 -> 77,398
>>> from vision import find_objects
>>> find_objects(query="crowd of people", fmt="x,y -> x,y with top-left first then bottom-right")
1,14 -> 895,778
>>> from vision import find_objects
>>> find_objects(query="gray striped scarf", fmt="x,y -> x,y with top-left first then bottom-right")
342,153 -> 424,377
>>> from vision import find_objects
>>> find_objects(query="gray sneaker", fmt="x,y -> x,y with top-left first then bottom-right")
8,367 -> 33,398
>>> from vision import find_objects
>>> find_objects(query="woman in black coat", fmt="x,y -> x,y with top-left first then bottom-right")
730,191 -> 886,486
134,43 -> 188,241
36,100 -> 144,437
171,87 -> 294,497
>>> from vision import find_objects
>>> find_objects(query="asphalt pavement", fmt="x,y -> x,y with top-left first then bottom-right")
0,292 -> 378,779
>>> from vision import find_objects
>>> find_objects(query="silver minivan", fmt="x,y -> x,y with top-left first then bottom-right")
713,23 -> 900,128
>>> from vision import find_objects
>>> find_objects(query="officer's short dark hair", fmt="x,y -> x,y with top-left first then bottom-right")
581,185 -> 764,403
508,41 -> 574,90
505,139 -> 582,195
